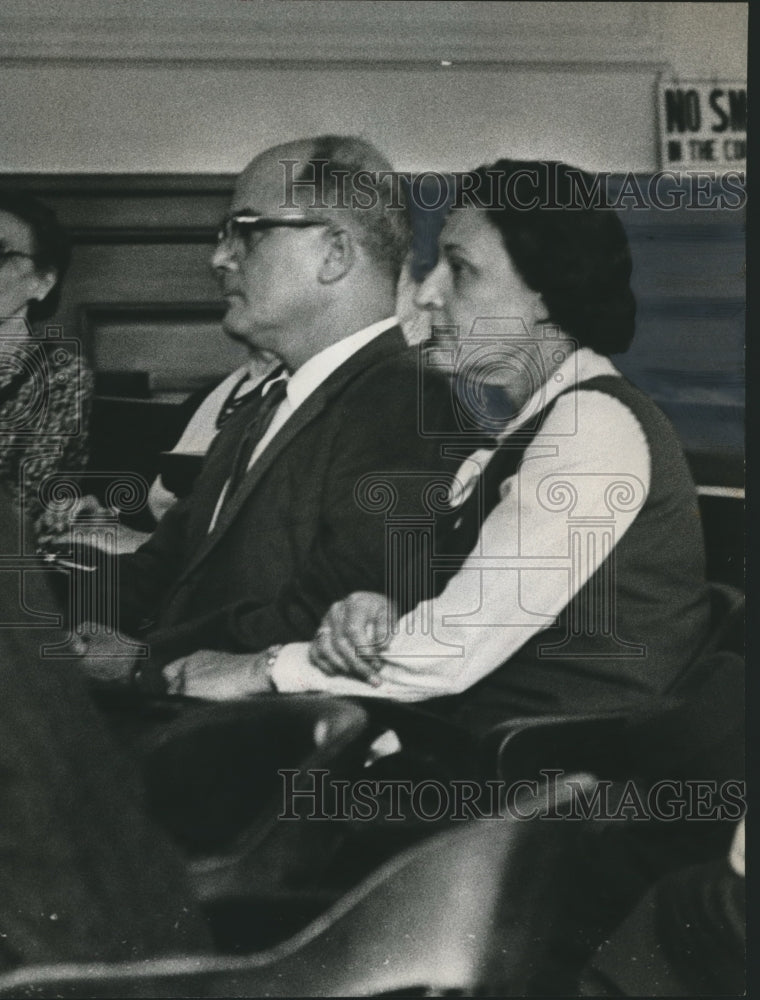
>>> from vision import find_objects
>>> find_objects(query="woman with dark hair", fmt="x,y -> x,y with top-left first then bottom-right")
0,190 -> 92,549
164,160 -> 711,732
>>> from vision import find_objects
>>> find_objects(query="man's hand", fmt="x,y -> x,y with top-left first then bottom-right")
162,649 -> 272,701
308,592 -> 396,685
35,494 -> 104,550
37,495 -> 151,554
77,627 -> 141,686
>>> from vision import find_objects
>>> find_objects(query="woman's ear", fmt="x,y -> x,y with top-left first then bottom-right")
30,268 -> 57,305
317,227 -> 355,284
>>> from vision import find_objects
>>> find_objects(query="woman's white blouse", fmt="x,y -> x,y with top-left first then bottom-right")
272,348 -> 651,699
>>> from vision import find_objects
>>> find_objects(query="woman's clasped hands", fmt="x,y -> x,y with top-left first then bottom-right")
308,592 -> 397,687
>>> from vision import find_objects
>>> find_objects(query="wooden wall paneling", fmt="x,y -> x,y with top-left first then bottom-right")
0,172 -> 746,498
611,177 -> 745,488
1,175 -> 241,501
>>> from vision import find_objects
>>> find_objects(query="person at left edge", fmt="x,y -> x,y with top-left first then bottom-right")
0,191 -> 93,551
0,480 -> 211,969
75,135 -> 458,694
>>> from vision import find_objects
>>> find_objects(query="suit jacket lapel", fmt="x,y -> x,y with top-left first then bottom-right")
177,326 -> 407,584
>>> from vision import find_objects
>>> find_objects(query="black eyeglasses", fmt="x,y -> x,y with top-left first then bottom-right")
0,249 -> 34,268
217,210 -> 327,249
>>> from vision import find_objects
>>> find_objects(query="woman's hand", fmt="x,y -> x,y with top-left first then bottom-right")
308,592 -> 397,686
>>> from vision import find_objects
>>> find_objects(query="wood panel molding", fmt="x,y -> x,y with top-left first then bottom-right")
0,174 -> 234,244
0,1 -> 664,68
79,300 -> 225,341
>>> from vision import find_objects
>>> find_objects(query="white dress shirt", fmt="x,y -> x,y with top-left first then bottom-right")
171,362 -> 271,456
0,315 -> 33,339
271,347 -> 651,698
208,317 -> 398,531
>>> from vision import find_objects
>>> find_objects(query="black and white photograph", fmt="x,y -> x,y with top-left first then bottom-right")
0,1 -> 746,996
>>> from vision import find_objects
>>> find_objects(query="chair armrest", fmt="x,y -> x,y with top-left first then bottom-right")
482,710 -> 658,784
348,697 -> 481,780
137,695 -> 372,856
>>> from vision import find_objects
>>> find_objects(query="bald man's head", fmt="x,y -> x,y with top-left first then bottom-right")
214,135 -> 409,367
234,135 -> 410,285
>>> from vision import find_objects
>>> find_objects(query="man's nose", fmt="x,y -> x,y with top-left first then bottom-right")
211,241 -> 237,272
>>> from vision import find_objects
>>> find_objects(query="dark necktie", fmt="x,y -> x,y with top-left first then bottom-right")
222,376 -> 289,509
216,363 -> 287,429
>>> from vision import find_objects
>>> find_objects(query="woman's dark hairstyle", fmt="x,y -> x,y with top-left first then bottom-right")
460,160 -> 636,354
0,190 -> 71,322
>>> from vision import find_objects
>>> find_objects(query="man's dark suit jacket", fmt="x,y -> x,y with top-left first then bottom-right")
115,327 -> 456,665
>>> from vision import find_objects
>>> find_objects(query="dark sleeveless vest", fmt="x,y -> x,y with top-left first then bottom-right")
429,375 -> 712,735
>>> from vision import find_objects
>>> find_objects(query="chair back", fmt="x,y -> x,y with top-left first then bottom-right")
488,580 -> 744,785
0,777 -> 597,998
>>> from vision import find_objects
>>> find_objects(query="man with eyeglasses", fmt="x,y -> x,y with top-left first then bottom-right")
76,135 -> 456,699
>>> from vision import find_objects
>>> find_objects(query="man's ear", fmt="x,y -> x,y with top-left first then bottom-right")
30,268 -> 57,304
317,226 -> 355,284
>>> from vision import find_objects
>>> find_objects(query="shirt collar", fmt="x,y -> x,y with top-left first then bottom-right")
0,315 -> 34,344
284,316 -> 397,411
447,348 -> 620,508
496,347 -> 620,439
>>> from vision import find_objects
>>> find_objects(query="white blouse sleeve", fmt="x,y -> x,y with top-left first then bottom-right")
272,389 -> 651,699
